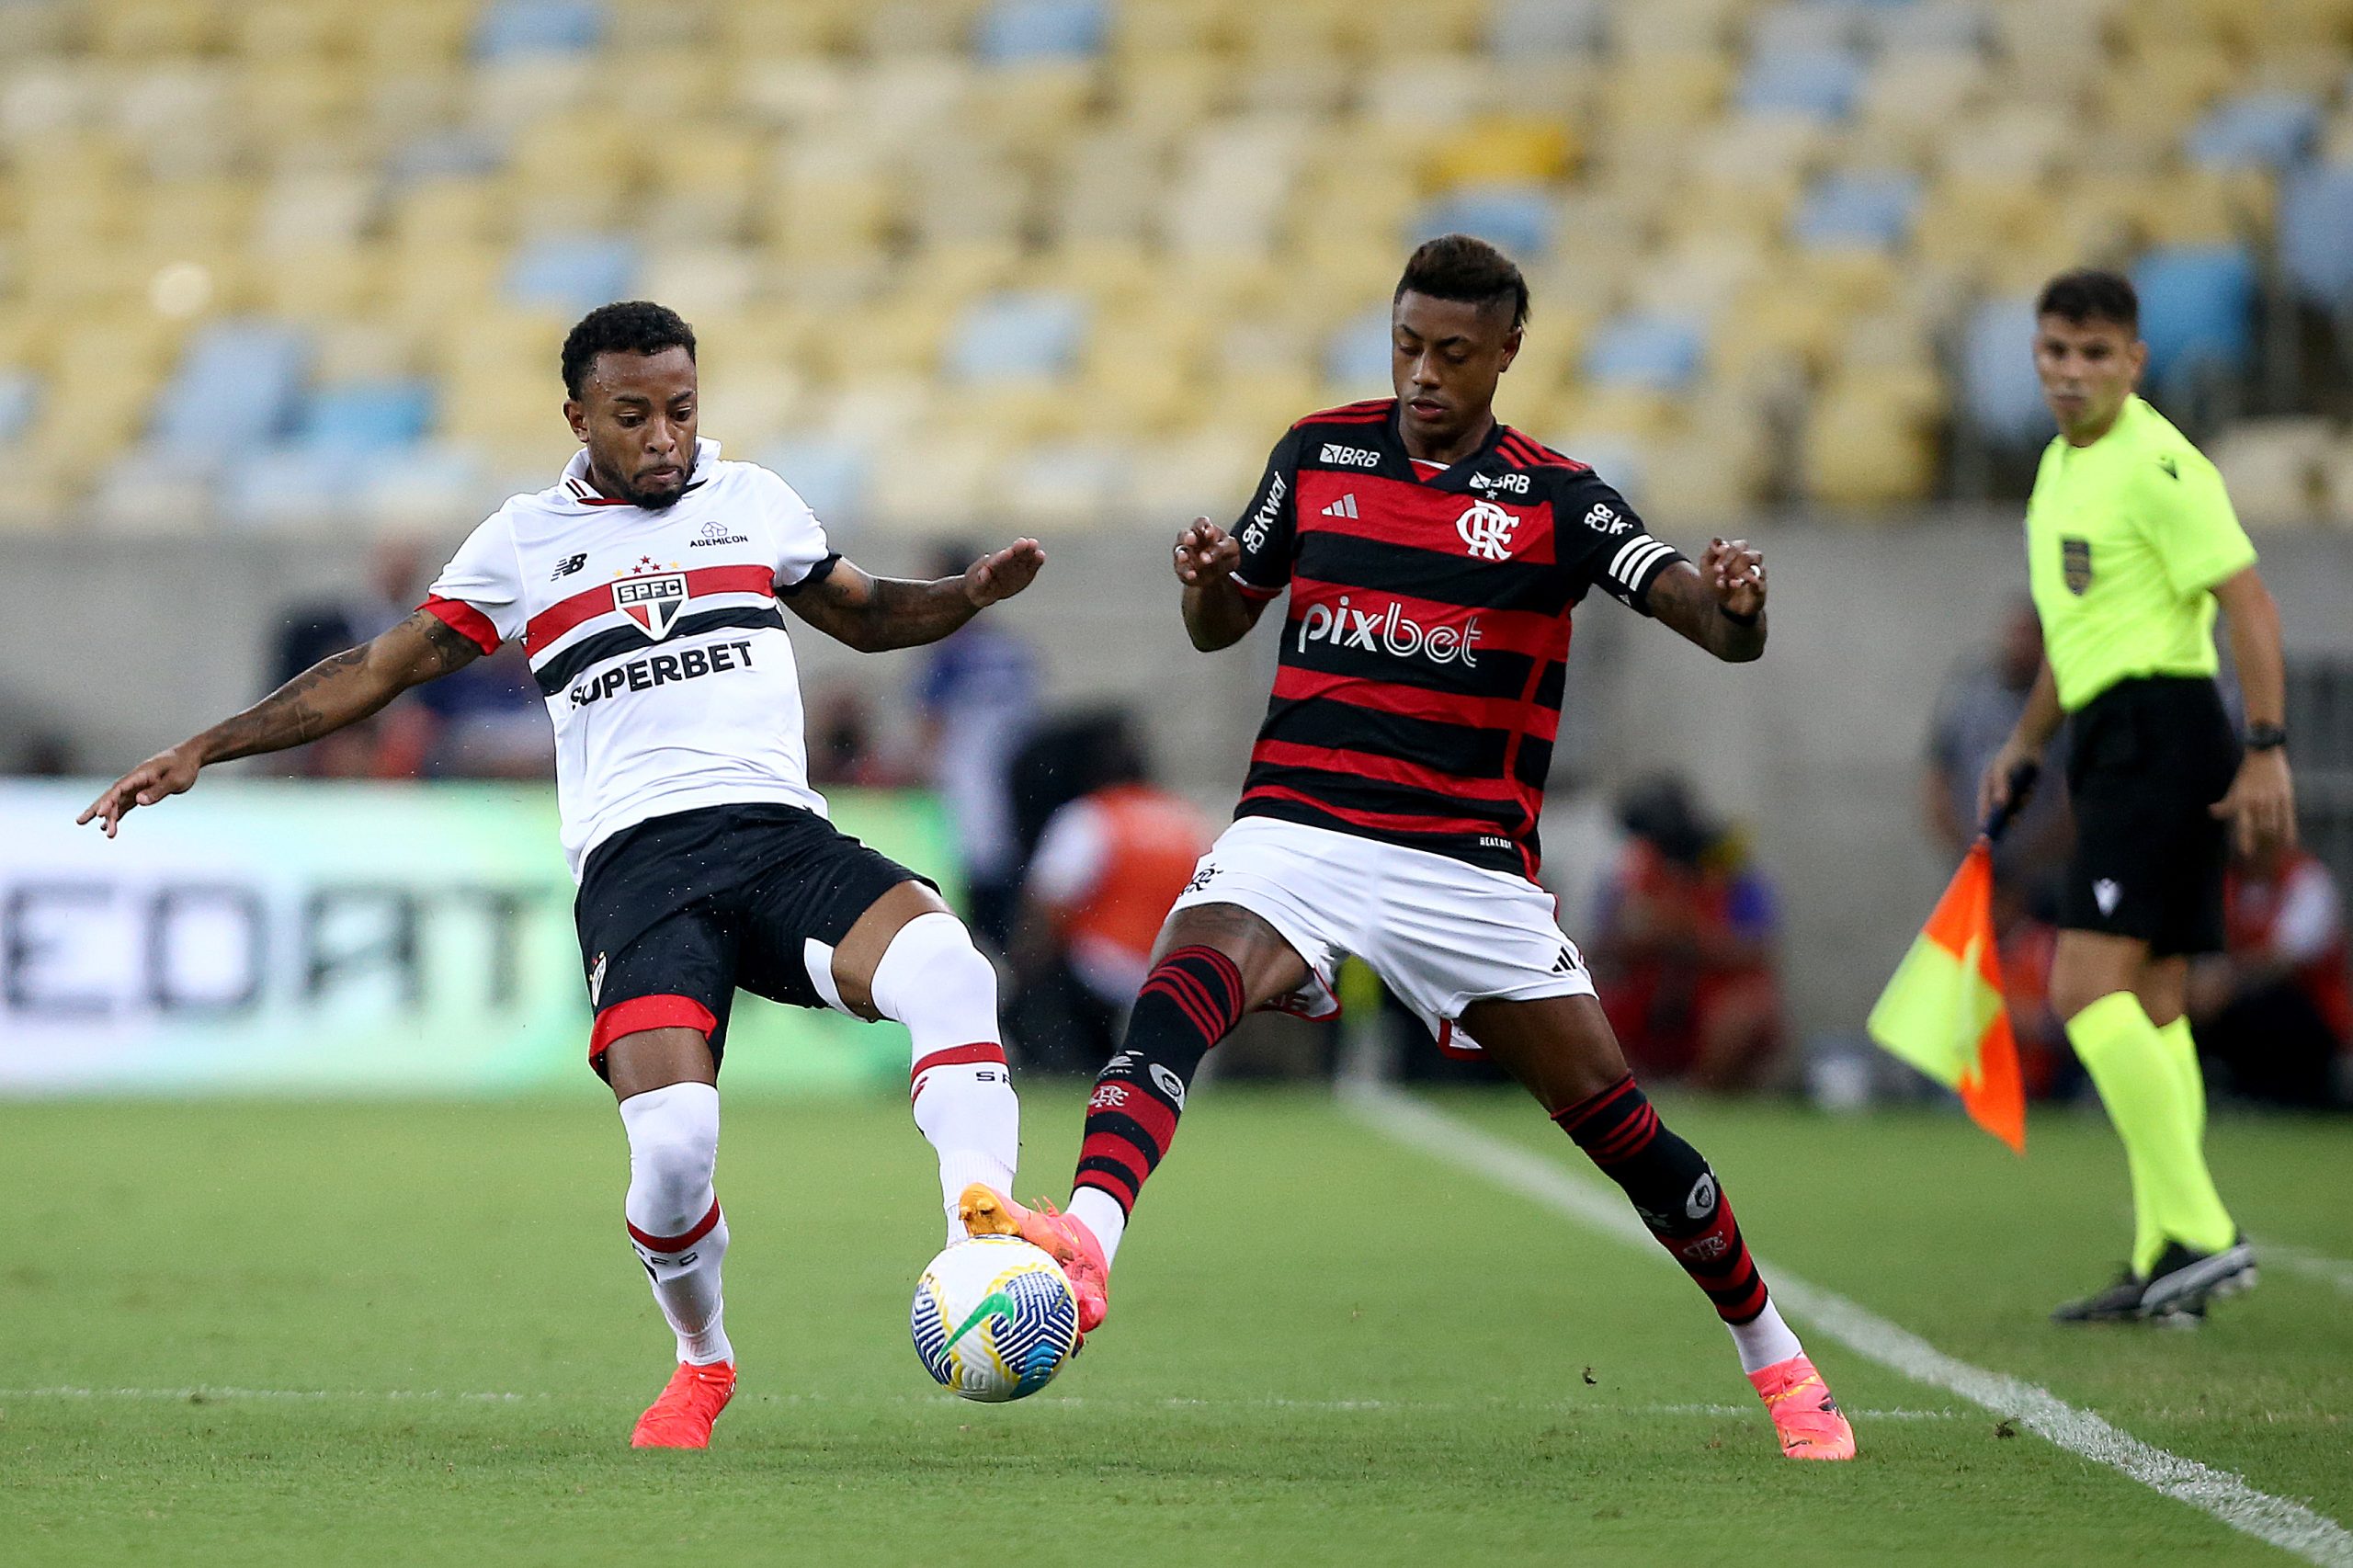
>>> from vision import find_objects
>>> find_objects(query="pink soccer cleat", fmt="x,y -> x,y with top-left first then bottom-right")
630,1359 -> 735,1449
957,1184 -> 1110,1342
1748,1353 -> 1858,1460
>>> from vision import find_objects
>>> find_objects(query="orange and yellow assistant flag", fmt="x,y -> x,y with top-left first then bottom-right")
1866,838 -> 2027,1153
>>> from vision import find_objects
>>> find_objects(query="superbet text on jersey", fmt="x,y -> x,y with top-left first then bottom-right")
421,438 -> 835,877
1227,400 -> 1687,880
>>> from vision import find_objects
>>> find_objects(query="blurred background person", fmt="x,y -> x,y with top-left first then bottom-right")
805,687 -> 913,790
913,540 -> 1040,949
1006,712 -> 1210,1072
2188,839 -> 2352,1109
1592,775 -> 1783,1093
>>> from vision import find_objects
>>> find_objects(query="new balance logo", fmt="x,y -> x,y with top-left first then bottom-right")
551,552 -> 587,579
2094,879 -> 2122,916
1321,494 -> 1358,518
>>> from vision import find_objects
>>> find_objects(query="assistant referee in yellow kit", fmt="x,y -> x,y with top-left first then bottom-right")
1980,268 -> 2294,1325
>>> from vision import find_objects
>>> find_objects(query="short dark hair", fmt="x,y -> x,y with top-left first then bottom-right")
561,301 -> 697,398
1395,233 -> 1529,332
2036,268 -> 2138,334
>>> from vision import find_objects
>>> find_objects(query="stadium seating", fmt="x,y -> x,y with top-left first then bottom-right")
0,0 -> 2347,529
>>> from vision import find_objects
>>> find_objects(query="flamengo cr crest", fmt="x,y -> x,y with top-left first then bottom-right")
1456,498 -> 1521,562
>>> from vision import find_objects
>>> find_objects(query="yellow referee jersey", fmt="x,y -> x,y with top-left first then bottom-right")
2024,395 -> 2256,712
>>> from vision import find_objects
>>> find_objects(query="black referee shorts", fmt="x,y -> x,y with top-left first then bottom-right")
574,802 -> 926,1077
2060,676 -> 2240,957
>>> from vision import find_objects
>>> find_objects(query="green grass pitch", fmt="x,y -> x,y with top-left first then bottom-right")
1,1082 -> 2347,1566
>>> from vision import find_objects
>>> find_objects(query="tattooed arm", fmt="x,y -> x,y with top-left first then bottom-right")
1644,538 -> 1768,663
781,538 -> 1045,653
78,609 -> 483,836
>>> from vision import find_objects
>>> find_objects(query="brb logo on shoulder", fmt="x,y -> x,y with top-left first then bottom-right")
614,564 -> 688,639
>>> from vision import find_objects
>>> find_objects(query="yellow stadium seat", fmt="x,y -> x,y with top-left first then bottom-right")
232,1 -> 361,59
91,0 -> 230,57
354,0 -> 473,65
255,244 -> 386,323
1597,54 -> 1731,143
1643,430 -> 1766,521
383,242 -> 506,333
718,0 -> 862,55
1115,426 -> 1266,523
1107,51 -> 1231,132
1616,0 -> 1744,57
389,177 -> 506,251
863,430 -> 998,534
1712,280 -> 1840,386
1349,0 -> 1489,56
2209,418 -> 2330,528
1802,377 -> 1938,510
2093,46 -> 2235,143
1111,0 -> 1224,57
1424,116 -> 1580,190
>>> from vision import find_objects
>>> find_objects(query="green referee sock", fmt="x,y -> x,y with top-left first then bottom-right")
2066,992 -> 2237,1276
2155,1015 -> 2207,1143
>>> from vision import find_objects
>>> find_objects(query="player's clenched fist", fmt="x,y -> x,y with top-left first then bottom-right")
1702,537 -> 1767,619
1173,517 -> 1241,587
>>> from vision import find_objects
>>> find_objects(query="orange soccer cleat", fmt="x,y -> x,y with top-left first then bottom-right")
630,1359 -> 736,1449
957,1185 -> 1110,1341
1748,1353 -> 1858,1461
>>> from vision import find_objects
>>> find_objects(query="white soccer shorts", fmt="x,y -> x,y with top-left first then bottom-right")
1167,816 -> 1594,1052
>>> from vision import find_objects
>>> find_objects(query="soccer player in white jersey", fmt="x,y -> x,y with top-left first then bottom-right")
80,302 -> 1042,1449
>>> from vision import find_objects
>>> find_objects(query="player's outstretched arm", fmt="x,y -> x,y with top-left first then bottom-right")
77,609 -> 483,837
780,539 -> 1044,653
1174,518 -> 1265,652
1643,538 -> 1767,663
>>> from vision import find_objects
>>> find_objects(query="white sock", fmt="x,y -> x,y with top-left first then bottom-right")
1726,1297 -> 1802,1375
871,912 -> 1019,1242
618,1082 -> 733,1366
1068,1187 -> 1128,1268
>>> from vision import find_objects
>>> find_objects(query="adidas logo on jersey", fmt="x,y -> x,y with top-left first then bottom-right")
1321,494 -> 1358,518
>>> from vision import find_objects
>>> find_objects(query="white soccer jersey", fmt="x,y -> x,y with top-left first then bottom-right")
423,438 -> 835,877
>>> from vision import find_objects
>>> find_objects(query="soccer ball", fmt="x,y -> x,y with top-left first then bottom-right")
909,1234 -> 1081,1403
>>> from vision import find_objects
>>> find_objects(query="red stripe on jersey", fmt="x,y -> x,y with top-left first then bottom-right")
1291,399 -> 1392,430
1506,434 -> 1591,472
418,596 -> 501,654
1238,782 -> 1517,841
1249,738 -> 1525,804
1290,575 -> 1568,662
1230,574 -> 1283,602
1269,665 -> 1562,744
526,563 -> 779,653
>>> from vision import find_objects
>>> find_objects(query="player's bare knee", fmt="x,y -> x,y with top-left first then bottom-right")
832,881 -> 957,1017
604,1027 -> 717,1100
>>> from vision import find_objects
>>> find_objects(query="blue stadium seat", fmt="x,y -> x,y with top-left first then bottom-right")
473,0 -> 607,61
1749,3 -> 1868,58
2186,90 -> 2323,174
505,234 -> 639,315
221,449 -> 356,530
1414,183 -> 1557,264
1737,48 -> 1864,122
2279,163 -> 2353,308
297,380 -> 437,455
1487,0 -> 1609,56
0,367 -> 40,434
1584,314 -> 1703,392
944,290 -> 1089,381
759,438 -> 872,527
973,0 -> 1107,62
1790,170 -> 1922,250
1864,0 -> 1991,54
1324,306 -> 1396,388
152,320 -> 313,452
1958,296 -> 2046,446
2133,244 -> 2256,386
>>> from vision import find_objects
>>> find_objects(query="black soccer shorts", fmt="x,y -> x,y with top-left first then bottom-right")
2059,676 -> 2240,957
573,801 -> 926,1076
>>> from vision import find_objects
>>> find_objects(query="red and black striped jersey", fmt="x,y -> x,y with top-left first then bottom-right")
1226,399 -> 1686,879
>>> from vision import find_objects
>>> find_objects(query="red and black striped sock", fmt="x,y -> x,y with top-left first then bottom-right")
1072,945 -> 1245,1218
1554,1074 -> 1770,1325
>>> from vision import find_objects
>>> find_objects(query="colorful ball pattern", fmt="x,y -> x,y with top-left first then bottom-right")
910,1234 -> 1081,1403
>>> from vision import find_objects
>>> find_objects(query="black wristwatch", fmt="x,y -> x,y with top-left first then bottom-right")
2245,722 -> 2288,752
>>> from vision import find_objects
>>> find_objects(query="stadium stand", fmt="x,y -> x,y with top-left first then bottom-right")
1,0 -> 2351,532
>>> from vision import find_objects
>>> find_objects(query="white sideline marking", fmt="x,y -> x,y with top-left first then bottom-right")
1345,1083 -> 2353,1568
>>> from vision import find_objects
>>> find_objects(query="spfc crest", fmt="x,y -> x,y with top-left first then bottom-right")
613,572 -> 688,638
2061,537 -> 2093,596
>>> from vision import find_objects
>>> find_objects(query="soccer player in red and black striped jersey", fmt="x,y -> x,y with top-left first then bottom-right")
964,235 -> 1856,1461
